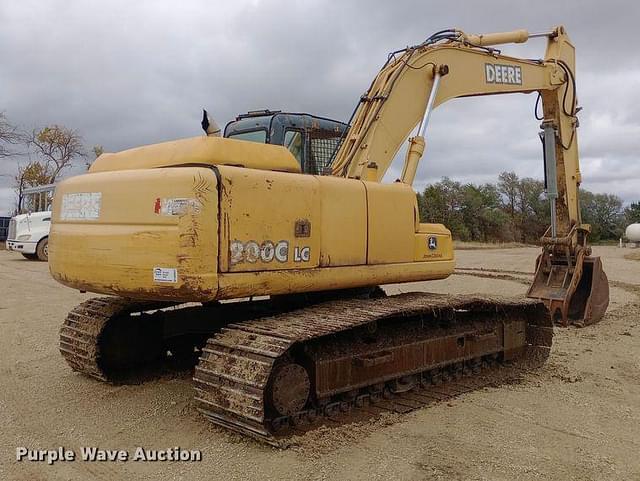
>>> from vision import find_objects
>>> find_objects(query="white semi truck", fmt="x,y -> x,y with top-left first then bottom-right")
6,211 -> 51,261
5,183 -> 55,261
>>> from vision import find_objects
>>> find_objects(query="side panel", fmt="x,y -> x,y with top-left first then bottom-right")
365,182 -> 416,264
218,166 -> 320,272
414,223 -> 454,262
318,176 -> 367,267
49,167 -> 218,301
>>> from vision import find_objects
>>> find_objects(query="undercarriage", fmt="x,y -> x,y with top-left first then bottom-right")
60,290 -> 552,444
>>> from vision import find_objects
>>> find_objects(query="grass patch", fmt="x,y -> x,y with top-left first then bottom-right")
591,240 -> 622,246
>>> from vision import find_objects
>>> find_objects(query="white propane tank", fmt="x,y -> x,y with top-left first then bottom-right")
626,223 -> 640,242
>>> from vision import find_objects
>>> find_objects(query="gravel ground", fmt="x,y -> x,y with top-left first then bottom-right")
1,246 -> 638,481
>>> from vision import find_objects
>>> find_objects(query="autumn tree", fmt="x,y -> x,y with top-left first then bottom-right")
85,144 -> 104,168
28,125 -> 85,183
14,161 -> 52,212
8,124 -> 85,213
0,112 -> 22,158
93,145 -> 104,159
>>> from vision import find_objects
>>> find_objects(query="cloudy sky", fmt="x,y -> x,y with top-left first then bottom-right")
1,0 -> 638,215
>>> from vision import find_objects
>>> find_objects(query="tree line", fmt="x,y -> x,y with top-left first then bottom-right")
418,172 -> 639,243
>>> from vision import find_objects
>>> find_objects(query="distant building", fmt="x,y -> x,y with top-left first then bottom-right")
0,216 -> 10,242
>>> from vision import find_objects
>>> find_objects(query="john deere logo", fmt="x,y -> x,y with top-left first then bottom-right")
428,236 -> 438,250
485,63 -> 522,85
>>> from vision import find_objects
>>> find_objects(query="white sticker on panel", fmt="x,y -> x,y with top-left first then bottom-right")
155,198 -> 201,216
153,267 -> 178,283
61,192 -> 102,220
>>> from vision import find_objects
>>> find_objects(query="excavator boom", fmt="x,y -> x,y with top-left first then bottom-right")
331,25 -> 609,325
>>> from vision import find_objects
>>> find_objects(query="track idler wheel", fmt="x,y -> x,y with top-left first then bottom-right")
269,362 -> 311,417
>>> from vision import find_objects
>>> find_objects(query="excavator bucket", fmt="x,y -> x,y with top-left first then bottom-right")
527,252 -> 609,327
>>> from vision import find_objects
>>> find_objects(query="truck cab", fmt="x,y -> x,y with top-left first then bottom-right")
224,110 -> 347,175
6,211 -> 51,261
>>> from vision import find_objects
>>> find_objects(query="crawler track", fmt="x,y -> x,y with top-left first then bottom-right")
271,354 -> 531,446
59,288 -> 379,383
59,297 -> 171,381
194,292 -> 552,445
60,292 -> 551,444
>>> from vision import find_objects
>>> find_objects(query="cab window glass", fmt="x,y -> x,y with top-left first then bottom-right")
228,130 -> 267,143
284,130 -> 303,166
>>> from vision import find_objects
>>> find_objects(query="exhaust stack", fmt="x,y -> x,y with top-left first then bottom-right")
201,109 -> 221,137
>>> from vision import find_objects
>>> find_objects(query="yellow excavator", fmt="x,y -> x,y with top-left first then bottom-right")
50,26 -> 608,442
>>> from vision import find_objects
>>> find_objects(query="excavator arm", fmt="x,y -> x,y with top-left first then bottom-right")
332,26 -> 609,326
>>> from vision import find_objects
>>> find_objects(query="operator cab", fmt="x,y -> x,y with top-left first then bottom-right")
224,110 -> 347,175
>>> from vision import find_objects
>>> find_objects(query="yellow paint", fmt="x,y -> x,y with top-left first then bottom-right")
365,182 -> 416,264
463,29 -> 529,47
91,136 -> 301,175
49,25 -> 589,305
49,167 -> 219,301
217,260 -> 454,299
217,165 -> 320,272
49,160 -> 454,301
414,224 -> 454,262
317,176 -> 367,267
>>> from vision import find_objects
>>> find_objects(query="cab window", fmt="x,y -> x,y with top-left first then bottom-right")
284,130 -> 303,166
227,129 -> 267,143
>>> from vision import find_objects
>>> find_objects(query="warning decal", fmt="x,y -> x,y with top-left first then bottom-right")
61,192 -> 102,220
153,267 -> 178,283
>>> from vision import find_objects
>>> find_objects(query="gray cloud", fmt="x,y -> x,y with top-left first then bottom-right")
1,0 -> 639,215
